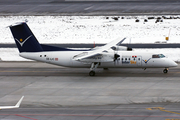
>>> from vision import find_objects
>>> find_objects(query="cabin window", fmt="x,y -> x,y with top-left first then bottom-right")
125,58 -> 127,60
40,55 -> 42,57
122,58 -> 123,60
44,55 -> 46,57
129,58 -> 130,60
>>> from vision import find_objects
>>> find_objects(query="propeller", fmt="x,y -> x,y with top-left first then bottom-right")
114,53 -> 120,62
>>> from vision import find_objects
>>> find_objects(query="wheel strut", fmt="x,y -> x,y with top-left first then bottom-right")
89,62 -> 99,76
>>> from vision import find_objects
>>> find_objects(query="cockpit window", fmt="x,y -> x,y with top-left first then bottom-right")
159,54 -> 165,58
152,54 -> 165,58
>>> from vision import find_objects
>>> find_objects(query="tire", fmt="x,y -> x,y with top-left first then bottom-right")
163,69 -> 168,73
103,68 -> 108,70
89,71 -> 95,76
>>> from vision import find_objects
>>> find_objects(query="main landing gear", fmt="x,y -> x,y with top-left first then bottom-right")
89,62 -> 99,76
163,68 -> 168,73
89,71 -> 95,76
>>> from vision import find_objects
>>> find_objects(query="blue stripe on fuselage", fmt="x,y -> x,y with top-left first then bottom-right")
40,44 -> 90,51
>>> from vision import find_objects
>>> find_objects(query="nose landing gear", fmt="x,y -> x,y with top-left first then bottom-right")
163,68 -> 168,73
89,62 -> 100,76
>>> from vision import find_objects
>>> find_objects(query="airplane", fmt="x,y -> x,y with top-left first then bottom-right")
9,22 -> 177,76
0,96 -> 24,109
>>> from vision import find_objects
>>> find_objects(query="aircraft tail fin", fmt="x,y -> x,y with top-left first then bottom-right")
9,22 -> 43,52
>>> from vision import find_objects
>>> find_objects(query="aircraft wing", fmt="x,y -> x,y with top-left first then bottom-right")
0,96 -> 24,110
100,37 -> 126,50
73,38 -> 126,62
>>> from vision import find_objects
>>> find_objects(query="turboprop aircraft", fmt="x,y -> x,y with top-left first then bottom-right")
9,22 -> 177,76
0,96 -> 24,109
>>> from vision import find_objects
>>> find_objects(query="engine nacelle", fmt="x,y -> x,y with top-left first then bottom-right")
111,46 -> 132,51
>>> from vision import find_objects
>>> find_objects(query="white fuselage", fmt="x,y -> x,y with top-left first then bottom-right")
19,50 -> 177,69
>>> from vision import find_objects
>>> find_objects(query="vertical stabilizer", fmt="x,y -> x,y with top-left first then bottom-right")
9,22 -> 43,52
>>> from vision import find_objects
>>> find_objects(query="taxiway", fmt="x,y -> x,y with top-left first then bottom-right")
0,62 -> 180,119
1,0 -> 180,15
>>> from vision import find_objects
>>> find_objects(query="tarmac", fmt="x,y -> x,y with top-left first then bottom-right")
1,0 -> 180,15
0,62 -> 180,119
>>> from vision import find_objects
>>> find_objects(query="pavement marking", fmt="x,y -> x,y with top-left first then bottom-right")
165,119 -> 180,120
0,71 -> 56,73
84,6 -> 94,10
15,114 -> 37,120
146,107 -> 180,115
165,118 -> 180,120
1,114 -> 180,118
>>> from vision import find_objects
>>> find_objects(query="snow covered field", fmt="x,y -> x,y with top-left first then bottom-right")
0,16 -> 180,61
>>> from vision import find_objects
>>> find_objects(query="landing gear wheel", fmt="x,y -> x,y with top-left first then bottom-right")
89,71 -> 95,76
163,69 -> 168,73
103,68 -> 108,70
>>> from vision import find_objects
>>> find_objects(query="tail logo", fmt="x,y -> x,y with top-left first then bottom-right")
15,35 -> 32,47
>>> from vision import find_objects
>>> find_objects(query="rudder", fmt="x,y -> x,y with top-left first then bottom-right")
9,22 -> 43,52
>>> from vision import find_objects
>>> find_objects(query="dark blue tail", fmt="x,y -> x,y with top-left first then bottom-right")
9,22 -> 43,52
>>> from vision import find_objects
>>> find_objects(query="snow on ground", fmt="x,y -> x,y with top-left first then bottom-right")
1,16 -> 180,44
0,16 -> 180,61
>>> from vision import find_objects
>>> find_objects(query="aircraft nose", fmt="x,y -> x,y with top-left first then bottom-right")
169,60 -> 178,67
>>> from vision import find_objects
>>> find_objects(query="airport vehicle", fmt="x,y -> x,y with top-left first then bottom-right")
9,22 -> 177,76
0,96 -> 24,109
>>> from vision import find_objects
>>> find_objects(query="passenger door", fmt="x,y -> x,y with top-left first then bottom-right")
137,56 -> 142,66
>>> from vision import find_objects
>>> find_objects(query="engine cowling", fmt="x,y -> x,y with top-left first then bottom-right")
111,46 -> 132,51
